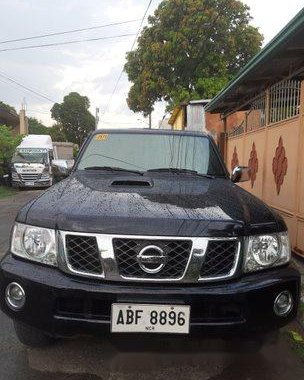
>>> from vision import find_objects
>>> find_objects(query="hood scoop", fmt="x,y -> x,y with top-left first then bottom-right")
111,179 -> 153,187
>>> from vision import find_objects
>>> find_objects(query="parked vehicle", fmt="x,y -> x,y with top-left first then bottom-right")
0,129 -> 300,348
11,135 -> 54,188
11,135 -> 74,188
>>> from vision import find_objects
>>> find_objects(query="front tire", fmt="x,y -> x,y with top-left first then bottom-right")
14,321 -> 56,348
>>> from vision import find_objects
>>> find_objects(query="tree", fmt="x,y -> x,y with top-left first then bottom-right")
49,123 -> 66,142
28,117 -> 67,142
0,125 -> 22,175
51,92 -> 95,145
28,117 -> 49,135
124,0 -> 263,115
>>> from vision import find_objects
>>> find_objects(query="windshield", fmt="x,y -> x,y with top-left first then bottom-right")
77,132 -> 226,177
12,150 -> 48,164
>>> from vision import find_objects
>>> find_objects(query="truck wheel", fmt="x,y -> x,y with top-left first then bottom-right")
14,321 -> 55,348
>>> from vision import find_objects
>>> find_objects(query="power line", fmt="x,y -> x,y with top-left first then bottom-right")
0,19 -> 141,45
129,0 -> 153,51
101,0 -> 153,118
0,33 -> 137,53
0,71 -> 56,102
0,69 -> 53,99
0,76 -> 54,105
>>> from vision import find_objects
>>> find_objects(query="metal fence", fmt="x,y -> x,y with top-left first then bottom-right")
246,93 -> 266,131
228,121 -> 245,137
269,79 -> 301,124
228,78 -> 301,137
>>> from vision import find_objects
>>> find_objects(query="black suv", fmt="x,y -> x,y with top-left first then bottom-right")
0,129 -> 300,347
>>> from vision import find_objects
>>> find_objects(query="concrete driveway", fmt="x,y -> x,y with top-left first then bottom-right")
0,190 -> 303,380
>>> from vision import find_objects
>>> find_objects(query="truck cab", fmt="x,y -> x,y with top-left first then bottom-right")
11,135 -> 54,188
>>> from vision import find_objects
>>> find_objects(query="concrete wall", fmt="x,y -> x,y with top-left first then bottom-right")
226,80 -> 304,258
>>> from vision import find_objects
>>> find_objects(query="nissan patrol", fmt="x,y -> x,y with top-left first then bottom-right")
0,129 -> 300,347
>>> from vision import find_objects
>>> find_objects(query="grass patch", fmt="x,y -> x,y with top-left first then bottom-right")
285,329 -> 304,363
299,302 -> 304,314
0,186 -> 17,199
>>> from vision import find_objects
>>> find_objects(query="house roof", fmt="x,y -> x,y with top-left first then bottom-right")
205,7 -> 304,114
0,107 -> 19,127
168,103 -> 187,125
189,99 -> 211,105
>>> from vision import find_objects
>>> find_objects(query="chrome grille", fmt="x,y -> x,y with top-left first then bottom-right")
65,235 -> 103,275
200,240 -> 239,278
113,238 -> 192,279
60,232 -> 241,283
20,173 -> 39,182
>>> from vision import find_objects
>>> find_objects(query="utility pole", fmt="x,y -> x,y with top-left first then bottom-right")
95,107 -> 100,130
149,112 -> 152,129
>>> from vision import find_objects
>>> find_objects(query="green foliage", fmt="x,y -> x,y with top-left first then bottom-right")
287,329 -> 304,363
28,117 -> 67,142
0,101 -> 17,114
73,146 -> 79,158
49,123 -> 67,142
0,125 -> 22,175
51,92 -> 95,145
28,117 -> 49,135
125,0 -> 263,115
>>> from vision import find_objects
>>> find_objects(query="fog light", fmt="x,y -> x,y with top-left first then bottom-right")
274,291 -> 293,316
5,282 -> 26,310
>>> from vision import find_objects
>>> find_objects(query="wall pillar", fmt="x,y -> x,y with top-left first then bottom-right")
19,109 -> 28,135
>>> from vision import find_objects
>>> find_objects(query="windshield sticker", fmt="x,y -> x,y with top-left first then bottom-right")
95,134 -> 108,141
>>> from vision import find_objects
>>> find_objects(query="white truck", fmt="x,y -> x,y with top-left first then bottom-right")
11,135 -> 74,188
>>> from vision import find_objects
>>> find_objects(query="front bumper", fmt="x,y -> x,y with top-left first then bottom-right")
0,254 -> 301,337
12,179 -> 52,188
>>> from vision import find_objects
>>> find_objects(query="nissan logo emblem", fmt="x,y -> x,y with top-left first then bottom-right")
137,245 -> 167,274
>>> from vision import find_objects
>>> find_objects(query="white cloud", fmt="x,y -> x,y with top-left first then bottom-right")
243,0 -> 303,44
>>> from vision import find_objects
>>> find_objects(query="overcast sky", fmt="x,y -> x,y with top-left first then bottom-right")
0,0 -> 303,128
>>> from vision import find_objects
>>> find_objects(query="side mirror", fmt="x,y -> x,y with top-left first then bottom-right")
231,166 -> 251,183
52,159 -> 74,178
0,174 -> 10,187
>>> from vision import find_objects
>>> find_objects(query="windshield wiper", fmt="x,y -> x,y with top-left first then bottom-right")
84,166 -> 143,175
147,168 -> 214,179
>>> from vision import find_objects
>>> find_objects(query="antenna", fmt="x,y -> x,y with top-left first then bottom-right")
22,97 -> 27,111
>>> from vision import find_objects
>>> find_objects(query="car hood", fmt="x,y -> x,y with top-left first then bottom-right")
17,171 -> 284,237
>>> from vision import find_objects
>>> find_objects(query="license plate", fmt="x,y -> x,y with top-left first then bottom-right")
25,181 -> 35,186
111,303 -> 190,334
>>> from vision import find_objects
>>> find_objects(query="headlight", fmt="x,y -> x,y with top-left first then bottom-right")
11,223 -> 57,266
244,232 -> 290,273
